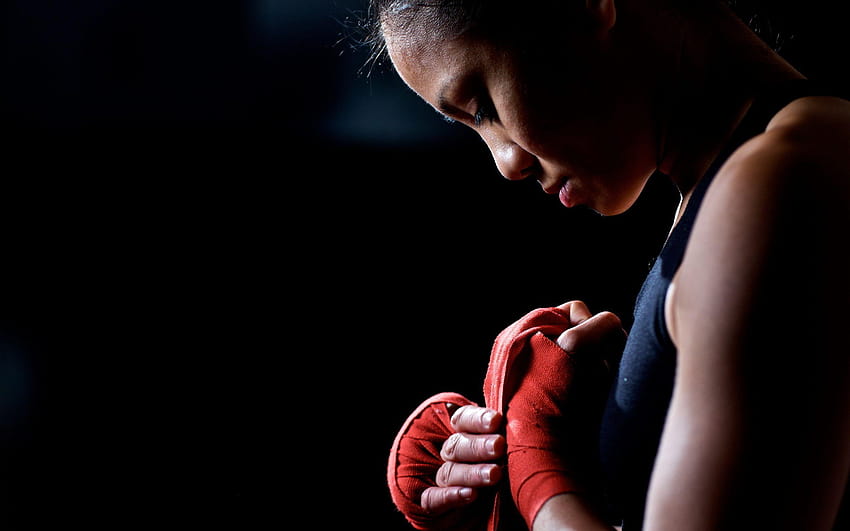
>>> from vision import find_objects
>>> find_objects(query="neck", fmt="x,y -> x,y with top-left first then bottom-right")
653,3 -> 804,205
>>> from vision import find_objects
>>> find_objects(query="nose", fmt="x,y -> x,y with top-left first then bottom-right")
487,137 -> 537,181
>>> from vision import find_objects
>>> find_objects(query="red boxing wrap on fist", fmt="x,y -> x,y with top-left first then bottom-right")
485,307 -> 609,529
387,392 -> 494,530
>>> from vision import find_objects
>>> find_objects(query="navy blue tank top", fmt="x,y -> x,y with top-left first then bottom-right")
598,79 -> 850,530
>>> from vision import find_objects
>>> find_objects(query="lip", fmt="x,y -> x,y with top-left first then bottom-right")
541,177 -> 579,208
540,177 -> 581,208
541,176 -> 567,196
558,181 -> 576,208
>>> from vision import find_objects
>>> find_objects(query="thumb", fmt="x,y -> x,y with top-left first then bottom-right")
556,311 -> 625,354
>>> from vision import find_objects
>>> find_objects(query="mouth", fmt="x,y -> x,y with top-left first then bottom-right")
540,176 -> 567,196
539,177 -> 579,208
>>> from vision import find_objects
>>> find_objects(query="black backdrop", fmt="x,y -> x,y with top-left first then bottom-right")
0,1 -> 846,529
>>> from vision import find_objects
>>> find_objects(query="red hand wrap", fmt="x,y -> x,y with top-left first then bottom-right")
484,307 -> 607,529
387,392 -> 492,530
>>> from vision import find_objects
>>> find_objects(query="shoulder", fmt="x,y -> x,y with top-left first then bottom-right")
697,95 -> 850,242
667,95 -> 850,348
717,95 -> 850,200
653,97 -> 850,531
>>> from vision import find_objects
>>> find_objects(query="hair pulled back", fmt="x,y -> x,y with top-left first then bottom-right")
360,0 -> 790,75
360,0 -> 595,74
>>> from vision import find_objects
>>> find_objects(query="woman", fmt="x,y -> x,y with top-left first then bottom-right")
372,0 -> 850,529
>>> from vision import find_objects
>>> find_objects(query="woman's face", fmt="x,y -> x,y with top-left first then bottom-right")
385,11 -> 660,215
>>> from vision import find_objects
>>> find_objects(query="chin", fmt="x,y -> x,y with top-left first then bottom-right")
599,203 -> 634,216
588,193 -> 639,217
595,169 -> 655,216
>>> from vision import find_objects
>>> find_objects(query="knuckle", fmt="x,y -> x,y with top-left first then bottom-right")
450,406 -> 472,429
598,311 -> 623,328
435,461 -> 454,487
476,408 -> 490,427
440,433 -> 461,460
463,465 -> 481,485
450,405 -> 466,425
452,405 -> 494,432
474,408 -> 497,433
472,436 -> 489,457
420,487 -> 443,512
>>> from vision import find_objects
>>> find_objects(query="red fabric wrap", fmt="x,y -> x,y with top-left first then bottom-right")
387,392 -> 492,530
484,307 -> 606,529
386,306 -> 607,530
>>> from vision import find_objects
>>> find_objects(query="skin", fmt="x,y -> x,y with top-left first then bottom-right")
383,0 -> 850,528
386,0 -> 657,215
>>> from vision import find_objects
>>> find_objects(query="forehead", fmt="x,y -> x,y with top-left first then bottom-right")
385,26 -> 490,104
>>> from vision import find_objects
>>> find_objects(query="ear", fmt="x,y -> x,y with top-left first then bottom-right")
585,0 -> 617,33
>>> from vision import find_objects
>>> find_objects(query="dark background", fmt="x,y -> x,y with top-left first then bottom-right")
0,1 -> 846,529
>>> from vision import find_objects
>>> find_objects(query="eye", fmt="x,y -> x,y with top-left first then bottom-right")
473,99 -> 497,127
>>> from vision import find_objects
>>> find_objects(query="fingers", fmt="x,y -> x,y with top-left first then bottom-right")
420,486 -> 477,515
436,462 -> 502,488
556,300 -> 593,326
556,310 -> 626,354
450,405 -> 502,434
419,463 -> 502,514
440,432 -> 505,462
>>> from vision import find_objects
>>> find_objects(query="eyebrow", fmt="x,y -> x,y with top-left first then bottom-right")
435,79 -> 467,122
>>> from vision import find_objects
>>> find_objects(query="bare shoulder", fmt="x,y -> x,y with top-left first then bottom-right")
719,95 -> 850,197
698,95 -> 850,239
655,99 -> 850,531
769,94 -> 850,143
667,95 -> 850,348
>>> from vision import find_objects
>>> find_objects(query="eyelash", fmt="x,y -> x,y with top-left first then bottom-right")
473,100 -> 496,127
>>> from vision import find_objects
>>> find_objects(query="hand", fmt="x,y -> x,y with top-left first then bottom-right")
387,393 -> 505,531
535,300 -> 626,493
486,301 -> 626,528
552,301 -> 626,363
420,405 -> 506,515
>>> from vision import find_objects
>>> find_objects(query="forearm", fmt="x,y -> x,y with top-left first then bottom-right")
532,493 -> 617,531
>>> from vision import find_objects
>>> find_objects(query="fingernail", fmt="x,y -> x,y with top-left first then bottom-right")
459,487 -> 474,500
480,466 -> 493,484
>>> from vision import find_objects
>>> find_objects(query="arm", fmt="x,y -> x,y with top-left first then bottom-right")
646,112 -> 850,529
534,494 -> 618,531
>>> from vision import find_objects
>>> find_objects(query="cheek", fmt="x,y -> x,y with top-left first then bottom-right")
522,44 -> 658,166
508,51 -> 658,175
583,125 -> 658,215
539,83 -> 658,176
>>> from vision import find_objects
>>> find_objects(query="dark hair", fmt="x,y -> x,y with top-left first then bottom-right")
726,0 -> 794,53
358,0 -> 590,76
359,0 -> 489,75
357,0 -> 792,76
